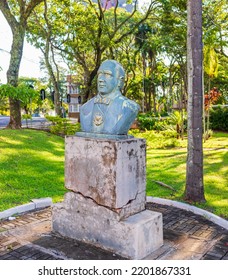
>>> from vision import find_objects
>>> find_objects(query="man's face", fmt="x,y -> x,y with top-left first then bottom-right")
97,61 -> 118,96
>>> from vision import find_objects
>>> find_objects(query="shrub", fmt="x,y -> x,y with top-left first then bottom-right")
137,114 -> 157,130
137,111 -> 187,139
153,119 -> 170,131
46,116 -> 81,136
129,129 -> 181,148
137,113 -> 170,130
210,106 -> 228,131
160,129 -> 178,138
22,114 -> 32,120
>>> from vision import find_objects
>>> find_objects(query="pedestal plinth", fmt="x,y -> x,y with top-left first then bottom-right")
53,192 -> 163,260
53,136 -> 163,259
65,136 -> 146,218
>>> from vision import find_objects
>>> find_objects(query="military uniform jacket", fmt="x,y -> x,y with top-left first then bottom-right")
80,91 -> 140,135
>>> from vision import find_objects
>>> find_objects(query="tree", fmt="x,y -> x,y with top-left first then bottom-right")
27,0 -> 63,116
0,0 -> 43,128
0,96 -> 9,115
202,0 -> 227,138
203,46 -> 219,140
135,23 -> 159,113
158,0 -> 188,97
18,76 -> 47,115
185,0 -> 205,202
0,83 -> 38,114
46,0 -> 158,103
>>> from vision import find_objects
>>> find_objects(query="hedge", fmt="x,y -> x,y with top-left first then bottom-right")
210,106 -> 228,131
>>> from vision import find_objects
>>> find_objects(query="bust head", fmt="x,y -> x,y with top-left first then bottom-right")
97,60 -> 125,96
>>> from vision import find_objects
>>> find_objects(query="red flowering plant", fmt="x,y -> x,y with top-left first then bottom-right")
204,87 -> 221,111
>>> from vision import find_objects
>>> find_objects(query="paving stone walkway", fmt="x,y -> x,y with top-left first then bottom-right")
0,203 -> 227,260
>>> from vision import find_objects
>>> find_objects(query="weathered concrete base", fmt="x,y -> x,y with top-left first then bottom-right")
53,192 -> 163,259
65,136 -> 146,212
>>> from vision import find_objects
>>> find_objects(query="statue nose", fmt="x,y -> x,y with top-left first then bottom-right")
98,78 -> 105,85
98,75 -> 105,81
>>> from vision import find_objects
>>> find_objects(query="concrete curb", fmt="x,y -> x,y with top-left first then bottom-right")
1,196 -> 227,231
0,198 -> 52,220
147,196 -> 228,230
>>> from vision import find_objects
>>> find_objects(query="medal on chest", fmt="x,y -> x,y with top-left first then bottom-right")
93,112 -> 104,126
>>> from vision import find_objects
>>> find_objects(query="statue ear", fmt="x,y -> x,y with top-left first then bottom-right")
118,76 -> 125,90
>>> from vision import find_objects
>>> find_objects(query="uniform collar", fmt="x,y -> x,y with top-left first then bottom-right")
94,91 -> 121,105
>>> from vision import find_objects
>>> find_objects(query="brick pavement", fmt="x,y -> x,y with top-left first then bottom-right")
0,203 -> 227,260
146,203 -> 228,260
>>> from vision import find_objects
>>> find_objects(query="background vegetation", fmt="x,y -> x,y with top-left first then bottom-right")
210,107 -> 228,131
130,129 -> 228,218
0,0 -> 227,120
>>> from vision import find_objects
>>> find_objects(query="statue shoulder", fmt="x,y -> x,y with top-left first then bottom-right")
81,97 -> 94,108
122,97 -> 140,112
80,98 -> 94,115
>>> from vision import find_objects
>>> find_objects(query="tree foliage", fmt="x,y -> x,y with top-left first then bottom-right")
0,83 -> 37,101
26,0 -> 159,102
1,0 -> 227,122
0,0 -> 44,128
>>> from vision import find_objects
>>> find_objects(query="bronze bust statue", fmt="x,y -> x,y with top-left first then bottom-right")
77,60 -> 140,139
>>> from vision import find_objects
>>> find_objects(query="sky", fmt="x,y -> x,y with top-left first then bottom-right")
0,11 -> 43,84
0,0 -> 150,84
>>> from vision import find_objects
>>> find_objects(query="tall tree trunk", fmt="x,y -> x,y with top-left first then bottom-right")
0,0 -> 44,129
185,0 -> 205,202
42,0 -> 61,116
43,41 -> 61,116
6,27 -> 25,129
168,67 -> 173,113
152,83 -> 156,113
180,63 -> 188,96
83,66 -> 100,102
205,78 -> 211,139
180,80 -> 185,140
142,53 -> 147,112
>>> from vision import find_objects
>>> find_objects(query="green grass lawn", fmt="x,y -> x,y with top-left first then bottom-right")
0,129 -> 227,219
131,130 -> 228,219
0,129 -> 66,211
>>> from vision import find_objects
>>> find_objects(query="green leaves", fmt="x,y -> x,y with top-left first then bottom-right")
204,46 -> 219,78
0,83 -> 38,103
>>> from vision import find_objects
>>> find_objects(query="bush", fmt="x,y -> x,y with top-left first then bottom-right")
22,114 -> 32,120
46,116 -> 81,136
137,112 -> 187,139
137,113 -> 169,130
137,114 -> 157,130
153,119 -> 170,131
160,129 -> 178,138
210,107 -> 228,131
129,129 -> 181,148
0,96 -> 9,115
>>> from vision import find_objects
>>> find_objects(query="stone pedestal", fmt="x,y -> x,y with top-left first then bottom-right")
65,136 -> 146,215
53,136 -> 163,259
53,192 -> 163,259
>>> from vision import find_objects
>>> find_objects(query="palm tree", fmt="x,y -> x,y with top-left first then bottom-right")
185,0 -> 205,202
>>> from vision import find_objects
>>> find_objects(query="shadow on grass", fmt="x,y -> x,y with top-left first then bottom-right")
146,149 -> 187,200
146,148 -> 228,218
